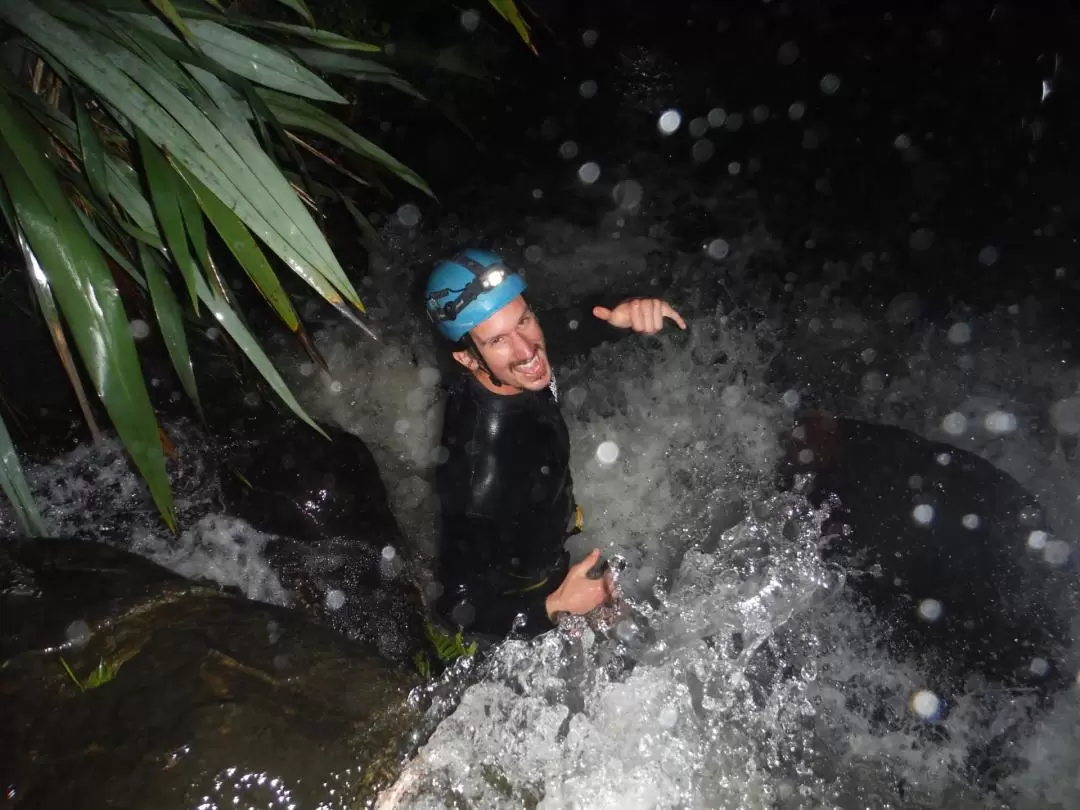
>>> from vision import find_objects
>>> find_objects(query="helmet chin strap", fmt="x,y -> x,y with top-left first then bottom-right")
462,336 -> 506,387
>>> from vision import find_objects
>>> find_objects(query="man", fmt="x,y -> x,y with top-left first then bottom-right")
425,248 -> 686,650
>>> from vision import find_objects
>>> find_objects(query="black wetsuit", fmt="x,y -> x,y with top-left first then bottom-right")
435,373 -> 575,639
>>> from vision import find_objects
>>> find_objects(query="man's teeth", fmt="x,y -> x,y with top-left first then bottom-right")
519,354 -> 542,373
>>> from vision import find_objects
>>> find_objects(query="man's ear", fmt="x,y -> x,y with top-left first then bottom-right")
451,348 -> 478,371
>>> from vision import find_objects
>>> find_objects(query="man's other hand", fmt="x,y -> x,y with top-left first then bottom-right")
546,549 -> 614,622
592,298 -> 687,334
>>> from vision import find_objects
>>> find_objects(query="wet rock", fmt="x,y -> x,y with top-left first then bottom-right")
0,537 -> 420,809
781,412 -> 1072,689
214,399 -> 426,661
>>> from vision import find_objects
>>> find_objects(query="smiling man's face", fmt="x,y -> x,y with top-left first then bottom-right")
453,295 -> 551,394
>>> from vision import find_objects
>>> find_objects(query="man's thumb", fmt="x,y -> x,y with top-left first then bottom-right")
592,305 -> 612,321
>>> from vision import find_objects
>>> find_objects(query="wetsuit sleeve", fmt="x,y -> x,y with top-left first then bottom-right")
436,510 -> 560,638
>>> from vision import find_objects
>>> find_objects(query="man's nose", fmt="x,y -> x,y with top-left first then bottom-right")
508,332 -> 533,358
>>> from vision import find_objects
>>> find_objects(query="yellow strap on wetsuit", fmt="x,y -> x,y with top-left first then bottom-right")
504,505 -> 585,595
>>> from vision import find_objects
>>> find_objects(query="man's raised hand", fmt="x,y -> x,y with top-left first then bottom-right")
592,298 -> 687,334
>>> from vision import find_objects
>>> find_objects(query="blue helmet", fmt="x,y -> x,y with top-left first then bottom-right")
425,249 -> 527,342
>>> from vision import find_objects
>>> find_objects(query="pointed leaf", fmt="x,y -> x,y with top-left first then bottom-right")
145,0 -> 196,46
192,272 -> 325,437
258,89 -> 433,198
72,88 -> 111,205
137,131 -> 203,312
123,13 -> 347,103
340,194 -> 384,256
1,0 -> 363,314
184,168 -> 301,331
0,92 -> 175,531
269,0 -> 314,27
140,244 -> 201,415
0,376 -> 47,537
75,208 -> 147,289
487,0 -> 537,54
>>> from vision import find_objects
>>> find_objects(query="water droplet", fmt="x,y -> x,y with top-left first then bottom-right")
727,161 -> 742,176
706,239 -> 729,260
911,689 -> 942,720
707,107 -> 727,128
658,109 -> 682,135
1030,657 -> 1050,677
558,140 -> 579,160
1050,397 -> 1080,435
582,29 -> 599,48
325,590 -> 346,611
978,245 -> 1000,266
788,101 -> 806,121
862,370 -> 885,392
329,380 -> 343,395
430,445 -> 450,464
577,162 -> 601,185
917,598 -> 943,621
942,412 -> 967,435
1044,539 -> 1071,566
532,188 -> 544,199
613,180 -> 643,210
777,41 -> 800,65
781,389 -> 801,409
1027,530 -> 1048,550
394,419 -> 410,435
894,133 -> 912,150
913,504 -> 935,525
984,411 -> 1017,435
798,448 -> 814,464
909,227 -> 935,251
419,366 -> 441,387
579,79 -> 598,99
688,117 -> 709,138
298,362 -> 316,378
724,112 -> 745,132
947,322 -> 972,344
860,348 -> 877,363
66,619 -> 91,647
935,452 -> 952,466
382,545 -> 396,561
751,105 -> 770,123
820,73 -> 841,94
129,319 -> 151,340
460,9 -> 480,31
962,513 -> 980,529
396,203 -> 421,228
658,704 -> 678,728
596,441 -> 619,464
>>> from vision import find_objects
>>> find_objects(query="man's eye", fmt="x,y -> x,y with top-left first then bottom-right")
489,336 -> 503,346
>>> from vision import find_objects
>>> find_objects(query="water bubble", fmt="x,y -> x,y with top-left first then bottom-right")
908,475 -> 924,490
962,513 -> 981,529
298,362 -> 316,378
396,203 -> 421,228
781,389 -> 801,409
942,412 -> 967,435
394,419 -> 410,435
381,545 -> 396,561
751,105 -> 770,123
862,371 -> 885,392
430,445 -> 450,465
524,245 -> 544,264
419,366 -> 441,387
788,102 -> 806,121
577,161 -> 601,185
777,41 -> 800,65
1026,529 -> 1048,550
460,9 -> 480,31
798,448 -> 814,464
596,441 -> 619,465
724,112 -> 745,132
558,140 -> 579,160
579,79 -> 598,99
66,619 -> 91,648
978,245 -> 1000,266
984,411 -> 1017,434
243,391 -> 260,408
820,73 -> 841,94
658,109 -> 682,135
688,117 -> 709,138
727,161 -> 742,176
1050,397 -> 1080,435
130,319 -> 151,339
917,598 -> 943,621
1044,539 -> 1071,566
935,452 -> 952,466
582,29 -> 598,47
325,590 -> 346,611
531,188 -> 543,199
909,227 -> 935,251
691,139 -> 715,163
567,386 -> 587,408
860,348 -> 877,363
912,690 -> 942,720
706,239 -> 729,260
894,133 -> 912,150
1030,657 -> 1050,677
707,107 -> 727,128
657,704 -> 678,728
613,179 -> 643,211
947,322 -> 972,344
329,380 -> 343,395
913,504 -> 935,525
